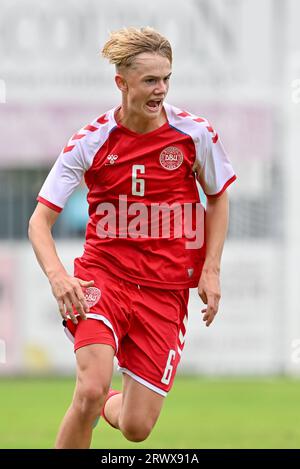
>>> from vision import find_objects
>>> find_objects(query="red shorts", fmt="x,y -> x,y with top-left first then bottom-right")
63,257 -> 189,396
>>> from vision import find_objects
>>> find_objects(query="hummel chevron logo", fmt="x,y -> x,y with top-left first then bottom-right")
106,154 -> 118,165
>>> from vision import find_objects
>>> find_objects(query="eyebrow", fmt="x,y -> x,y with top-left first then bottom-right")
143,72 -> 172,79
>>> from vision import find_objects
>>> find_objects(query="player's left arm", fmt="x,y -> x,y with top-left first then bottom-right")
195,122 -> 235,327
198,191 -> 229,327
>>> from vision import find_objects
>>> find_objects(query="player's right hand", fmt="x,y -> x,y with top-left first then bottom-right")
49,273 -> 94,324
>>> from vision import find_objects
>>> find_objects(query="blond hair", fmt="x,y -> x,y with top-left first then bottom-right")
102,26 -> 172,69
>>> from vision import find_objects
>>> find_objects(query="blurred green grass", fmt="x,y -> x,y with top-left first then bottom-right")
0,376 -> 300,448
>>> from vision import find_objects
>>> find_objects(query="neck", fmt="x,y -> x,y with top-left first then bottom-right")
116,102 -> 167,134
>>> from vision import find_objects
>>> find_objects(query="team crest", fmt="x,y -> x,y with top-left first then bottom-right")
84,287 -> 101,307
159,146 -> 183,170
106,154 -> 118,165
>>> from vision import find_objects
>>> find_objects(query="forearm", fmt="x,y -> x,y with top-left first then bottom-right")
28,218 -> 67,281
29,207 -> 93,323
203,191 -> 229,273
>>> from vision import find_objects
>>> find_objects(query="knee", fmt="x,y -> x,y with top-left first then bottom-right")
74,383 -> 110,417
82,383 -> 109,405
120,421 -> 153,443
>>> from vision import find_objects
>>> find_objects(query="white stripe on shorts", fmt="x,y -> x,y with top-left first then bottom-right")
118,366 -> 167,397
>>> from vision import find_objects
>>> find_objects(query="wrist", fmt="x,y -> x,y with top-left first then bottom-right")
46,266 -> 67,282
202,260 -> 220,275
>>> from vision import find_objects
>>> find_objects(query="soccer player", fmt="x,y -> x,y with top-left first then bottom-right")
28,27 -> 236,449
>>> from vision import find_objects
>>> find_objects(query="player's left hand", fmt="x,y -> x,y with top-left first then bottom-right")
198,269 -> 221,327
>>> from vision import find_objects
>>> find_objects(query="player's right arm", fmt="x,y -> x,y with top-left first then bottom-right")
28,202 -> 93,324
28,122 -> 99,324
29,115 -> 110,322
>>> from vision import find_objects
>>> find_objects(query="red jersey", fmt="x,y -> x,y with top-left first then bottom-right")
37,103 -> 236,289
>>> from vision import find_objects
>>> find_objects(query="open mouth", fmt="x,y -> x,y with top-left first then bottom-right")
145,100 -> 162,112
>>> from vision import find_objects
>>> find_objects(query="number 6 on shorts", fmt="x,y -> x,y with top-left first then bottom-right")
161,349 -> 176,385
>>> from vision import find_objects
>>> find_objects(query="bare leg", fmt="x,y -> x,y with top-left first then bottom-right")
55,343 -> 114,449
103,392 -> 123,428
104,374 -> 164,442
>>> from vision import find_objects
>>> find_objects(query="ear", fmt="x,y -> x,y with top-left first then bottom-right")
115,74 -> 128,93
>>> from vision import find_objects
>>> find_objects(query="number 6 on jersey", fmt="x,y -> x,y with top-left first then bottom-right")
132,164 -> 145,196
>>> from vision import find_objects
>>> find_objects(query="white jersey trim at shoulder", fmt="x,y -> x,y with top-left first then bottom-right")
38,107 -> 118,211
164,102 -> 218,143
164,103 -> 236,197
61,108 -> 118,169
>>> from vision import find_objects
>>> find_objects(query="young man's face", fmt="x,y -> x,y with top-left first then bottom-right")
116,53 -> 172,120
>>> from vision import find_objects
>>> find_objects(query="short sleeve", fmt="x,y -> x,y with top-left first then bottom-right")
37,140 -> 88,212
195,125 -> 236,198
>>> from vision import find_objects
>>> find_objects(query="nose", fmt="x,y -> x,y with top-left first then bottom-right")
154,79 -> 167,95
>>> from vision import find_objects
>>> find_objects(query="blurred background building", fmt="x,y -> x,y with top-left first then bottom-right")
0,0 -> 299,376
